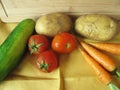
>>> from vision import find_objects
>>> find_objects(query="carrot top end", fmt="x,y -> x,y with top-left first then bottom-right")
108,83 -> 120,90
114,69 -> 120,78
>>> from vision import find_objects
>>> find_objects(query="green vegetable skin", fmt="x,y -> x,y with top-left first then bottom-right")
0,19 -> 35,81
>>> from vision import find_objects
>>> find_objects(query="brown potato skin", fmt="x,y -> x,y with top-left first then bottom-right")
75,14 -> 118,41
35,13 -> 73,37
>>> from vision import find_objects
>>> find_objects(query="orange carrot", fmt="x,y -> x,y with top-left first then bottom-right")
78,45 -> 112,85
79,41 -> 116,72
89,42 -> 120,55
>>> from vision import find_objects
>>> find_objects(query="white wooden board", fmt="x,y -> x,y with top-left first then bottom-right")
1,0 -> 120,22
0,2 -> 6,22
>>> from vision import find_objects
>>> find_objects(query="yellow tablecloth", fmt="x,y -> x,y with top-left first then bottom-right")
0,21 -> 120,90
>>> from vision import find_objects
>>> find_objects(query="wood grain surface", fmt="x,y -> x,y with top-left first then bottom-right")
0,2 -> 6,20
1,0 -> 120,22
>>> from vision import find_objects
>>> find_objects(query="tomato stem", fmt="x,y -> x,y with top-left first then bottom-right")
29,40 -> 43,54
37,58 -> 49,72
66,43 -> 70,48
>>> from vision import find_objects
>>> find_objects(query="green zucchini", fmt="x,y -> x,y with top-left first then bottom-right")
0,19 -> 35,81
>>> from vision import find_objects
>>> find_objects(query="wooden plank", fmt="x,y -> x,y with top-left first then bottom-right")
2,0 -> 120,15
1,15 -> 38,22
0,2 -> 6,21
1,0 -> 120,22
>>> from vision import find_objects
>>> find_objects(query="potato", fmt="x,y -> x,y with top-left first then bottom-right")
35,13 -> 72,37
75,14 -> 118,41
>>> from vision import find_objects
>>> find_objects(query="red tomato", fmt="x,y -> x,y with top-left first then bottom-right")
52,32 -> 77,54
36,50 -> 58,72
28,35 -> 50,55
